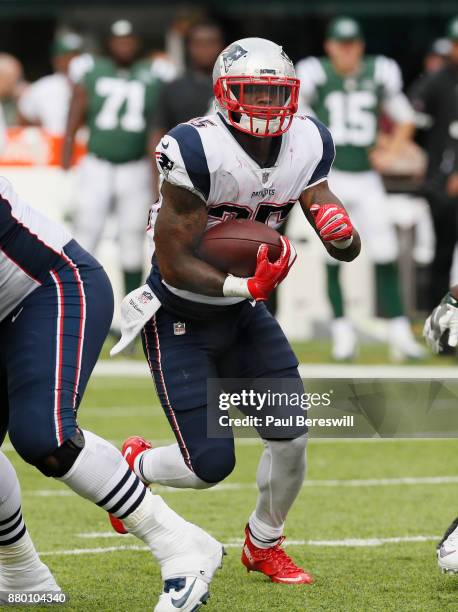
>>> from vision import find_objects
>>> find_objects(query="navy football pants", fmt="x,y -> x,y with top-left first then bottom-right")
142,301 -> 305,483
0,240 -> 113,464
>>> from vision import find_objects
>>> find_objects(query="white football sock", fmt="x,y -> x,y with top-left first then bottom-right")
58,430 -> 146,519
248,435 -> 307,548
57,431 -> 220,579
123,490 -> 221,581
0,451 -> 59,591
137,444 -> 212,489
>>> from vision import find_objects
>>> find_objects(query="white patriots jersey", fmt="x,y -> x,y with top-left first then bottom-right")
149,112 -> 335,306
0,177 -> 72,322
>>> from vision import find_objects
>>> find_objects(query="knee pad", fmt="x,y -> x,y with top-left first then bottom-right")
34,431 -> 85,477
192,444 -> 236,484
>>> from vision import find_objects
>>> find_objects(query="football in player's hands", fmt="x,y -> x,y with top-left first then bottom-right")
198,219 -> 283,277
246,236 -> 297,301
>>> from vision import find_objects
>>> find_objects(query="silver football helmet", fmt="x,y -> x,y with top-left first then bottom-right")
213,37 -> 300,138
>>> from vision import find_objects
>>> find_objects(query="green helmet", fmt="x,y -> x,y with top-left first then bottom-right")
326,16 -> 363,42
446,16 -> 458,41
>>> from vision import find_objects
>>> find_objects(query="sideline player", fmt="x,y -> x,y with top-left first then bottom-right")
18,33 -> 83,135
0,178 -> 223,610
110,38 -> 360,585
62,20 -> 160,297
423,287 -> 458,574
296,16 -> 424,361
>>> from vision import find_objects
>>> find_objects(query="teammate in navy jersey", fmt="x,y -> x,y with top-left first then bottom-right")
111,38 -> 360,586
0,177 -> 224,612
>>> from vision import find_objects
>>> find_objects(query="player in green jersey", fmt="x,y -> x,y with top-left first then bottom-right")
296,16 -> 424,361
62,20 -> 162,297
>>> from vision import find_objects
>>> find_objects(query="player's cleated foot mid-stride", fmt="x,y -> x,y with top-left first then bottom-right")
109,435 -> 153,534
241,526 -> 313,585
155,527 -> 224,612
155,576 -> 210,612
438,516 -> 458,574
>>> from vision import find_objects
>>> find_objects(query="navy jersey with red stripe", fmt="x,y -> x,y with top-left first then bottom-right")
0,177 -> 71,322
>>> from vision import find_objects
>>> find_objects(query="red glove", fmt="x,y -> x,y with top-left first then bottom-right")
310,203 -> 353,243
247,236 -> 297,301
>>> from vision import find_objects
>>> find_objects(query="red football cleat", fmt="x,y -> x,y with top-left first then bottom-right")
241,525 -> 313,585
109,513 -> 128,535
120,435 -> 153,482
108,436 -> 153,535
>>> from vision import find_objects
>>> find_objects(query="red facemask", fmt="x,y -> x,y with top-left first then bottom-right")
214,75 -> 300,137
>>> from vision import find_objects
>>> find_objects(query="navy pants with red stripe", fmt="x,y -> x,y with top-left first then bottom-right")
142,299 -> 305,484
0,240 -> 113,464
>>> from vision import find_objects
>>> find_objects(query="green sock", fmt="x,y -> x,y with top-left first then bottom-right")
326,264 -> 344,318
123,269 -> 143,296
375,262 -> 404,318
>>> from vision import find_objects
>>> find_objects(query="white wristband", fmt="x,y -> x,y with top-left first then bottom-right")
223,275 -> 252,298
330,235 -> 353,249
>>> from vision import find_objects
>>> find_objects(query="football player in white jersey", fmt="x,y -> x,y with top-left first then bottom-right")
296,16 -> 424,361
0,178 -> 224,611
423,287 -> 458,575
109,38 -> 361,587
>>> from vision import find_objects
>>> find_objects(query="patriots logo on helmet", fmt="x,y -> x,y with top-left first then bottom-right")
222,44 -> 248,72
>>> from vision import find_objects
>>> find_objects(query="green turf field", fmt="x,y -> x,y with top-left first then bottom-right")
104,334 -> 458,366
6,375 -> 458,611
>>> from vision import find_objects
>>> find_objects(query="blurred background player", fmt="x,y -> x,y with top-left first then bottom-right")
410,16 -> 458,310
150,21 -> 224,199
62,19 -> 161,298
0,53 -> 24,127
18,32 -> 83,135
296,16 -> 424,361
151,21 -> 223,136
0,53 -> 24,149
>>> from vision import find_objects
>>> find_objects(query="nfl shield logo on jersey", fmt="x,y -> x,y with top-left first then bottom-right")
138,290 -> 153,304
173,322 -> 186,336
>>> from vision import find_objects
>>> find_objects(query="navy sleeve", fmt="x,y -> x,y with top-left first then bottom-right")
167,123 -> 210,201
306,116 -> 335,185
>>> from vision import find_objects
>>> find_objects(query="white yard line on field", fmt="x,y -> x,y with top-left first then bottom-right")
2,439 -> 455,453
21,475 -> 458,499
93,360 -> 458,379
39,535 -> 441,557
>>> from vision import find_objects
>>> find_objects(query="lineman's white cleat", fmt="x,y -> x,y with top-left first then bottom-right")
155,576 -> 210,612
155,524 -> 224,612
438,518 -> 458,574
0,562 -> 61,603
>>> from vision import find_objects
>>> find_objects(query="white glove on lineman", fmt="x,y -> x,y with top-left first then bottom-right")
110,284 -> 161,356
423,293 -> 458,354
